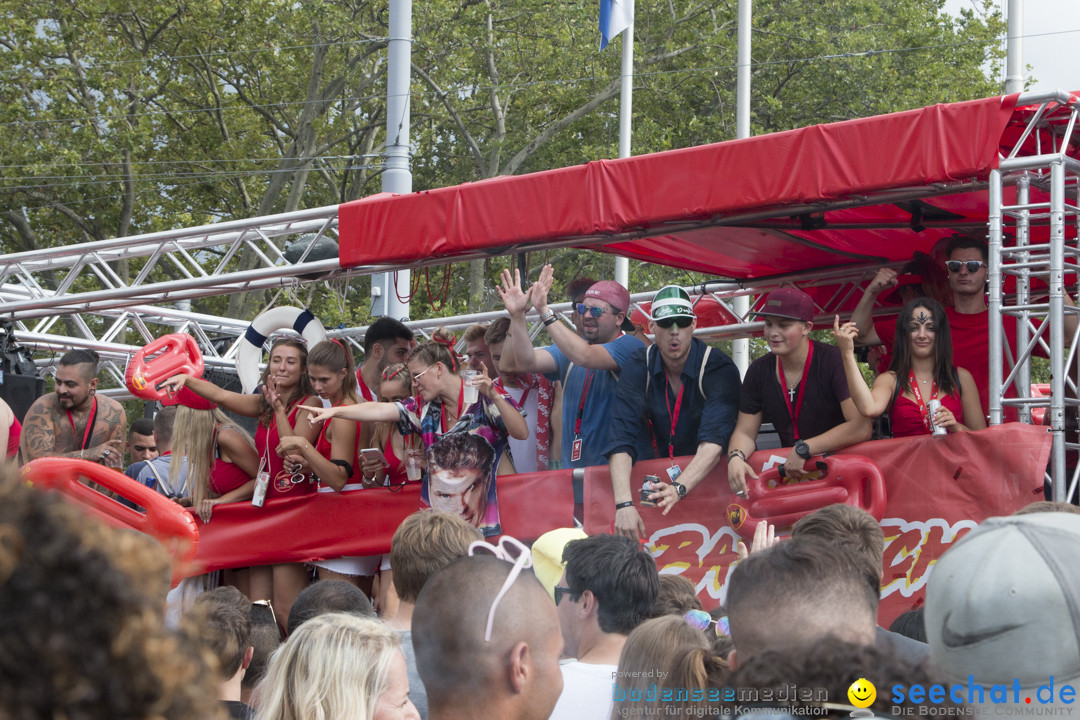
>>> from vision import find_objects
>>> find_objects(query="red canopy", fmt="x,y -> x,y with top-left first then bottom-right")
338,92 -> 1079,278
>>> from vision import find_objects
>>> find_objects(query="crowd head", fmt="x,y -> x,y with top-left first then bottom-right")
413,554 -> 564,720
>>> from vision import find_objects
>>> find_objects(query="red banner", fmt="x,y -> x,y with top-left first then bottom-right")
190,469 -> 577,574
189,424 -> 1047,626
583,423 -> 1049,627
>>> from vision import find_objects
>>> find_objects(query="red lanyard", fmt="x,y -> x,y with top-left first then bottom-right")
777,342 -> 814,441
357,373 -> 376,402
574,370 -> 596,436
664,374 -> 685,462
441,381 -> 465,434
66,396 -> 97,451
495,379 -> 530,408
908,369 -> 937,432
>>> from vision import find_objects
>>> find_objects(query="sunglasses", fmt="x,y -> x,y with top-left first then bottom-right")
553,585 -> 576,606
468,536 -> 533,643
412,366 -> 434,382
684,609 -> 731,638
655,316 -> 693,329
575,303 -> 613,318
946,260 -> 986,273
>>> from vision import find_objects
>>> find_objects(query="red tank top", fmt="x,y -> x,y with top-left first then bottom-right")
208,426 -> 252,496
256,398 -> 315,498
383,430 -> 408,486
7,416 -> 21,459
315,413 -> 361,484
890,392 -> 964,438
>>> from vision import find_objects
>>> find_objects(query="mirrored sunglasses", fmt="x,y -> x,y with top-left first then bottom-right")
684,609 -> 731,638
575,304 -> 612,318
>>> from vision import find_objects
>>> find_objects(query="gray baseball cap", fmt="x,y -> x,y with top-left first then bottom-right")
925,513 -> 1080,705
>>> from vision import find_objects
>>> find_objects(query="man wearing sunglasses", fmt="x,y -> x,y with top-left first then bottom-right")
851,235 -> 1078,422
548,534 -> 659,720
604,286 -> 741,539
498,264 -> 646,470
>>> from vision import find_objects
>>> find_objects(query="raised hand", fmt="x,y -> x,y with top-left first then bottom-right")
832,315 -> 859,355
497,267 -> 533,317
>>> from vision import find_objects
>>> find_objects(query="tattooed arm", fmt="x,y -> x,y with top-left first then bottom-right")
19,394 -> 126,466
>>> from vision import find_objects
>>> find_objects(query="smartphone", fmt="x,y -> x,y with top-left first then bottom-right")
360,448 -> 387,466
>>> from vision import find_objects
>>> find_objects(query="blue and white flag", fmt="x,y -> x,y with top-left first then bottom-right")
599,0 -> 634,50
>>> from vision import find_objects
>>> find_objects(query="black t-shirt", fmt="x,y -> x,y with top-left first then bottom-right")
739,339 -> 851,447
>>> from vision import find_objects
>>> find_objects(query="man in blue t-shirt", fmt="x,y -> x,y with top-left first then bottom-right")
498,264 -> 645,470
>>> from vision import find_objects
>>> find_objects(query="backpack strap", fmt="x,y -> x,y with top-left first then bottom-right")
698,346 -> 712,399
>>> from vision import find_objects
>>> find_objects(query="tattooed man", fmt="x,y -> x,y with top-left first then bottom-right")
20,350 -> 127,469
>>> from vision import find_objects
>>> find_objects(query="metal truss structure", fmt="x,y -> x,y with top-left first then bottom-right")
989,91 -> 1080,503
0,90 -> 1076,500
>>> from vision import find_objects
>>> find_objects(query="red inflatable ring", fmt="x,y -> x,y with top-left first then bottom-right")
22,457 -> 200,586
125,333 -> 205,401
726,454 -> 886,539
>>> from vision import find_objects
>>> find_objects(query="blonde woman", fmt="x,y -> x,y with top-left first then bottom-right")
255,612 -> 419,720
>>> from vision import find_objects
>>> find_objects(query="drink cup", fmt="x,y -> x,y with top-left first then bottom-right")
406,450 -> 423,481
462,370 -> 480,405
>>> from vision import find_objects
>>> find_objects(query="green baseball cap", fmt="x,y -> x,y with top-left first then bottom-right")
650,285 -> 696,321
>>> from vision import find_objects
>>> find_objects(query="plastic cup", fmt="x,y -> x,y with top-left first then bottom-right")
406,450 -> 423,481
462,370 -> 480,405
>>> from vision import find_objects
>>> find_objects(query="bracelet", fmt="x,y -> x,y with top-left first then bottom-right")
727,449 -> 746,464
541,311 -> 558,327
615,500 -> 635,510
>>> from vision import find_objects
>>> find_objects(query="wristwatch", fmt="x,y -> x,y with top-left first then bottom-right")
794,440 -> 811,460
672,481 -> 688,499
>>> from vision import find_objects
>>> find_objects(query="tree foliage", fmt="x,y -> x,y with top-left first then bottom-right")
0,0 -> 1005,332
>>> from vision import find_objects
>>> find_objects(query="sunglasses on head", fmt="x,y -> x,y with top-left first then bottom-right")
684,609 -> 730,638
946,260 -> 986,273
655,316 -> 693,329
575,303 -> 613,318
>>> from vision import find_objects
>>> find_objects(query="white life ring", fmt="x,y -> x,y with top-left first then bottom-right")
237,307 -> 327,393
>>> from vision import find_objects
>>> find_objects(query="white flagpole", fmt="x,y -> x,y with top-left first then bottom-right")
614,17 -> 634,289
732,0 -> 752,376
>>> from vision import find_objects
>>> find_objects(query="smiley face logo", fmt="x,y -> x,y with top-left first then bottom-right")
847,678 -> 876,708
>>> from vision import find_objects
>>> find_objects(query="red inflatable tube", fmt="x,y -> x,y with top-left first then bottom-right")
22,457 -> 200,586
726,455 -> 886,538
125,333 -> 205,402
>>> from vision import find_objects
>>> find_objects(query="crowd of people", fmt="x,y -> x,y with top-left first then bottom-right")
4,235 -> 1078,718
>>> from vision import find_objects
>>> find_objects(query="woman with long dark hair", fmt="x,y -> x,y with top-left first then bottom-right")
834,297 -> 985,436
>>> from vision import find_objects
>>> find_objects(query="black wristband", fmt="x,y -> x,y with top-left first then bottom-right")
727,449 -> 746,464
542,313 -> 559,327
331,459 -> 354,478
615,500 -> 635,510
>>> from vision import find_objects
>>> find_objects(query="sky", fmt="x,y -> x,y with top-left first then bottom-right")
944,0 -> 1080,93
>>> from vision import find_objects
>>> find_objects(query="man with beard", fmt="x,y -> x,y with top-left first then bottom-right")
356,316 -> 415,402
498,264 -> 645,470
20,349 -> 127,468
604,287 -> 741,539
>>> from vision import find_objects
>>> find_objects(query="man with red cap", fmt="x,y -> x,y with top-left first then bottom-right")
726,287 -> 871,492
497,264 -> 645,469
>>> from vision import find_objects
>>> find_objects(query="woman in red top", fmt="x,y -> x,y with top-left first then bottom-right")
276,339 -> 373,586
835,297 -> 985,437
163,336 -> 320,620
363,363 -> 419,488
168,387 -> 259,594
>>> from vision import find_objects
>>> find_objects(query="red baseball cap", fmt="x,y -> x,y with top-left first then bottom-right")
752,287 -> 815,323
584,280 -> 630,315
